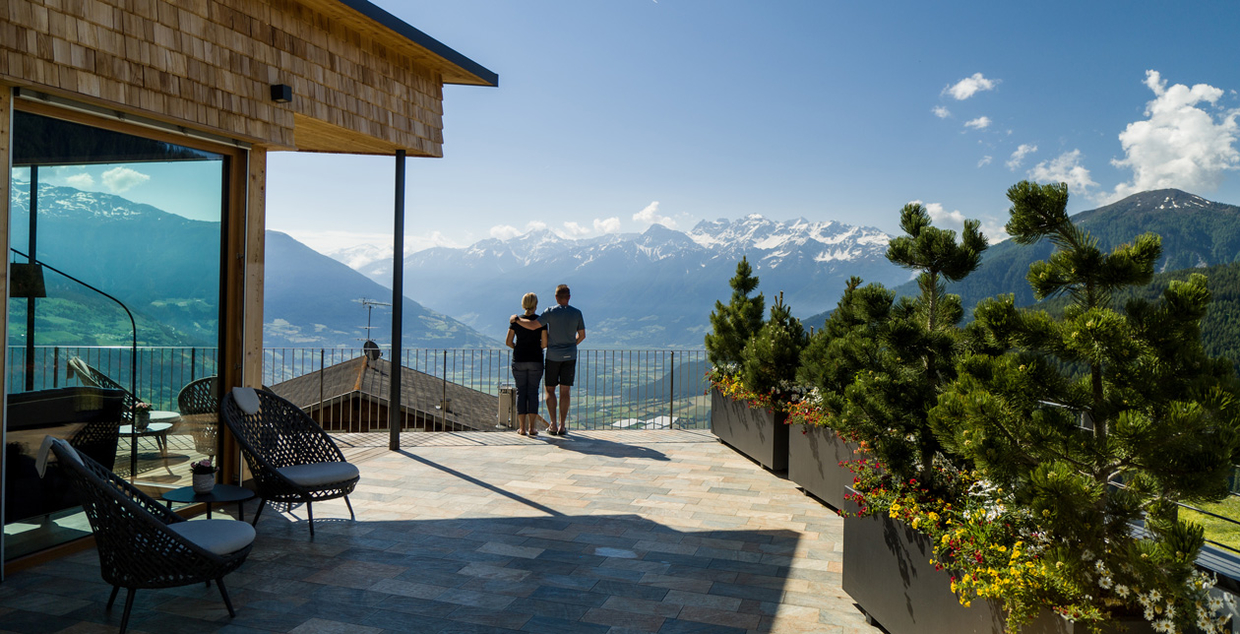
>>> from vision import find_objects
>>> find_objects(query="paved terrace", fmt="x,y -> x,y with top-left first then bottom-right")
0,430 -> 881,634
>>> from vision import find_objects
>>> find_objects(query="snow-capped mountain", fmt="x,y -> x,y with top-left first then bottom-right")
345,216 -> 911,347
327,243 -> 393,272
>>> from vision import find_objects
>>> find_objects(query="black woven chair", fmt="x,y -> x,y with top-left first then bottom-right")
45,438 -> 254,633
220,387 -> 359,537
177,376 -> 221,457
68,357 -> 138,412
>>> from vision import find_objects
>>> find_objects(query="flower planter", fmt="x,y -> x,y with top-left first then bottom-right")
710,387 -> 788,471
842,488 -> 1154,634
787,423 -> 857,511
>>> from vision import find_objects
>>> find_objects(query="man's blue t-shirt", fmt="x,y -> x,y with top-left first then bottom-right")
539,304 -> 585,362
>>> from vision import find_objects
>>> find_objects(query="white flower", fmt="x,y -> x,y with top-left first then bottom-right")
1153,619 -> 1174,634
1094,560 -> 1106,573
1099,576 -> 1113,589
1116,584 -> 1131,598
1208,595 -> 1224,611
1081,549 -> 1094,561
1148,589 -> 1162,603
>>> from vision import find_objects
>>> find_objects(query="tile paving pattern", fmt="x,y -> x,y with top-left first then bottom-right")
0,430 -> 881,634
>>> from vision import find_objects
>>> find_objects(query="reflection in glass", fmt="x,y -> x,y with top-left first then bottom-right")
5,111 -> 225,560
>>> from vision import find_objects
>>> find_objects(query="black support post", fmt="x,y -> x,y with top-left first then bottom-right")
389,150 -> 406,450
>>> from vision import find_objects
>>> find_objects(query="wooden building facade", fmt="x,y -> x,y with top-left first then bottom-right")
0,0 -> 496,572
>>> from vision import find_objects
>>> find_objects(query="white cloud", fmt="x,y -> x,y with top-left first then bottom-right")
978,155 -> 993,167
563,221 -> 591,237
964,116 -> 991,130
594,217 -> 621,233
1006,144 -> 1038,171
490,225 -> 521,240
101,166 -> 150,193
65,173 -> 95,189
912,200 -> 1009,244
1029,149 -> 1098,195
633,201 -> 676,228
1109,70 -> 1240,201
932,106 -> 951,119
944,73 -> 998,100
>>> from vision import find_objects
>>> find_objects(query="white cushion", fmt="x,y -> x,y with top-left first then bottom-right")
277,462 -> 360,488
37,436 -> 81,477
168,519 -> 255,556
232,387 -> 260,415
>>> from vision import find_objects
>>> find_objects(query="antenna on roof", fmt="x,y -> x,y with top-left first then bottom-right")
357,297 -> 392,345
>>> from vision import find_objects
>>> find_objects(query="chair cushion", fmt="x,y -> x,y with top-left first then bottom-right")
232,387 -> 261,415
277,462 -> 360,488
168,519 -> 256,556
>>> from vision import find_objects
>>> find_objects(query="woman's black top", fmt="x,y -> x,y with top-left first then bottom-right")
510,316 -> 546,363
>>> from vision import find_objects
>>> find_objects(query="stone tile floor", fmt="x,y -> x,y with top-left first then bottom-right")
0,429 -> 882,634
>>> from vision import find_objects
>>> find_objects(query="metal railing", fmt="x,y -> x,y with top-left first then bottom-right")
7,345 -> 710,432
5,345 -> 217,410
261,347 -> 711,431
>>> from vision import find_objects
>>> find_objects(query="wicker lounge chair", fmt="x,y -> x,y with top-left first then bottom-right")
43,437 -> 254,633
67,357 -> 180,426
220,387 -> 359,537
177,376 -> 221,457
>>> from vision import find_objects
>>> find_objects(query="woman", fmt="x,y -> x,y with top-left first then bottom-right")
506,292 -> 548,436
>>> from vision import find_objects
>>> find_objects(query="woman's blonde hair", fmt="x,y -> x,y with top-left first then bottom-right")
521,292 -> 538,313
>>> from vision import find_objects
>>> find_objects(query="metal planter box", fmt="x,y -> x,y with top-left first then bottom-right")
787,423 -> 858,511
710,387 -> 788,471
842,488 -> 1154,634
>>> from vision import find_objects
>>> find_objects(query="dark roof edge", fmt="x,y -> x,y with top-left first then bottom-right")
337,0 -> 499,87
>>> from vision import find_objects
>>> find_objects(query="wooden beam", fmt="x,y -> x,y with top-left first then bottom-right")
0,82 -> 11,576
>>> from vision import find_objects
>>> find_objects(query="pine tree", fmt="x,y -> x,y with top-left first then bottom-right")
705,257 -> 765,372
741,291 -> 808,397
806,203 -> 986,488
932,181 -> 1240,627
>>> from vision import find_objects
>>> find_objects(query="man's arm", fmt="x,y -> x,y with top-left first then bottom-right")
575,329 -> 586,345
510,314 -> 541,330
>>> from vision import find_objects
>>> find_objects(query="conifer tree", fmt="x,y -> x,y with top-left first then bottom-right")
932,181 -> 1240,627
807,203 -> 986,488
705,257 -> 765,372
742,292 -> 808,397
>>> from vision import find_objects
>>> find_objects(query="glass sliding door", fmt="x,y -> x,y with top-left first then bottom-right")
4,108 -> 227,561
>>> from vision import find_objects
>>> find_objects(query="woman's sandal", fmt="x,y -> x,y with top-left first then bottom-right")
529,430 -> 538,437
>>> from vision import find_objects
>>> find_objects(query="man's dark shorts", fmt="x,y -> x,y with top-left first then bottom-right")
545,359 -> 576,388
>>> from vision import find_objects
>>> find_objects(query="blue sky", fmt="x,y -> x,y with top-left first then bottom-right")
264,0 -> 1240,255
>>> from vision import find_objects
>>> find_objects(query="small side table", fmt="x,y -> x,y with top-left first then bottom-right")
164,484 -> 256,521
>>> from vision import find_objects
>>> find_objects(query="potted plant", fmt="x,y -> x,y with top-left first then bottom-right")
788,277 -> 874,509
807,202 -> 990,630
926,181 -> 1240,632
708,272 -> 806,471
706,258 -> 781,469
190,458 -> 216,494
133,402 -> 151,431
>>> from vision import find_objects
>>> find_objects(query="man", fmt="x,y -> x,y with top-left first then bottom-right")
513,284 -> 585,435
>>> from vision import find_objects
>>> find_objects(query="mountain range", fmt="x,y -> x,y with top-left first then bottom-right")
885,189 -> 1240,317
344,216 -> 913,347
7,181 -> 495,350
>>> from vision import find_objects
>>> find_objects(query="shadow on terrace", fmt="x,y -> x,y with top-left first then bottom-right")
0,429 -> 878,634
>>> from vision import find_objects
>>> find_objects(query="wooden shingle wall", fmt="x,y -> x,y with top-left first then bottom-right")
0,0 -> 448,155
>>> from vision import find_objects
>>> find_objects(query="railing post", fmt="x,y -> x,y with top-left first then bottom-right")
669,351 -> 674,430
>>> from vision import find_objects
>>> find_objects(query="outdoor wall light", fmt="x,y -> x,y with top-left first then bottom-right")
270,84 -> 293,103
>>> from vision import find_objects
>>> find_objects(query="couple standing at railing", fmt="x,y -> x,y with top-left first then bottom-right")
506,284 -> 586,437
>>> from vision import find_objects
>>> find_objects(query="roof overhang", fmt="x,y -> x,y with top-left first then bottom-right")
314,0 -> 499,87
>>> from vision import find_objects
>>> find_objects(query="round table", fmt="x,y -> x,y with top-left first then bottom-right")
163,484 -> 256,520
119,421 -> 174,455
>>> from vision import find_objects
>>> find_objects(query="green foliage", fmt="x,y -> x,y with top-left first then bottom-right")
740,292 -> 807,397
802,203 -> 986,488
705,257 -> 765,371
931,180 -> 1240,629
